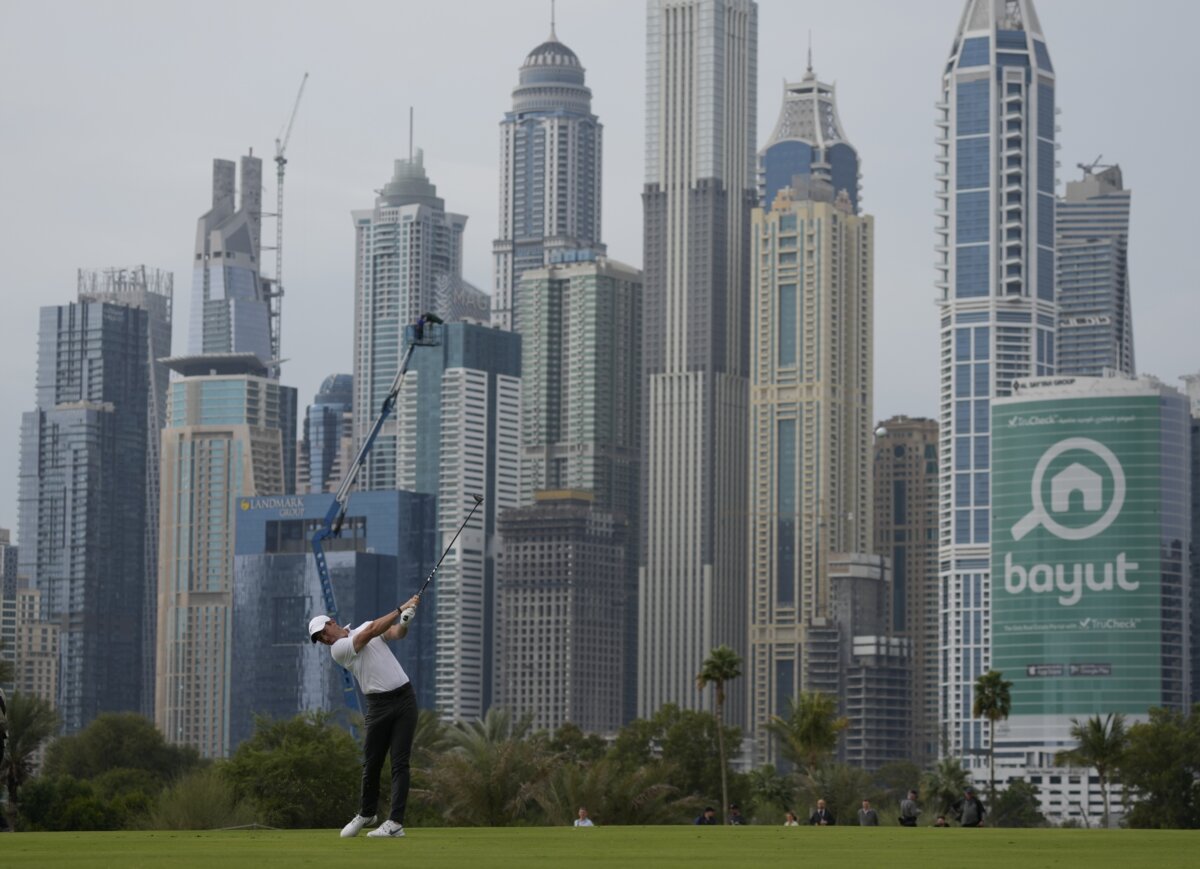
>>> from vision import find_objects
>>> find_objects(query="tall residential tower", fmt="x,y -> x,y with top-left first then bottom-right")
1056,163 -> 1134,376
640,0 -> 757,720
352,151 -> 468,491
492,20 -> 604,332
935,0 -> 1057,763
749,63 -> 874,760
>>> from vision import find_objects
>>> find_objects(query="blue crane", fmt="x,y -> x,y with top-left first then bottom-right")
310,312 -> 443,716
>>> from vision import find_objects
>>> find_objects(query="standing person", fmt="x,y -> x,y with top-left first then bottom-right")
727,804 -> 747,825
574,807 -> 594,827
899,789 -> 922,827
694,806 -> 718,825
857,799 -> 879,826
783,810 -> 800,826
0,685 -> 9,833
952,786 -> 987,828
809,799 -> 836,826
309,596 -> 421,839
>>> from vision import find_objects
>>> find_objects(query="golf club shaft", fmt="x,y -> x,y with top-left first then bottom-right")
416,495 -> 484,598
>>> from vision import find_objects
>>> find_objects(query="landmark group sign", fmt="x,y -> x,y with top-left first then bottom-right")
991,394 -> 1162,716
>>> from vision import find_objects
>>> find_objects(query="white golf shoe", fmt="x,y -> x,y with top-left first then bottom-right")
367,820 -> 406,838
340,814 -> 377,838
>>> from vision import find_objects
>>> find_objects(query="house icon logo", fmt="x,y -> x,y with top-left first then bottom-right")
1011,437 -> 1125,542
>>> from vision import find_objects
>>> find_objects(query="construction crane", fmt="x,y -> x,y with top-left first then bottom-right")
268,71 -> 308,363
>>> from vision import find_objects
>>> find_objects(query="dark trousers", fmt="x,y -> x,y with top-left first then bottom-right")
360,682 -> 417,824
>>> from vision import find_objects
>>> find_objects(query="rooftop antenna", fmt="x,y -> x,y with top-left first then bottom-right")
807,30 -> 813,73
409,106 -> 414,162
550,0 -> 557,39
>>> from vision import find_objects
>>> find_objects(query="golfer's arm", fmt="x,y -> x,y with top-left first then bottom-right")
352,608 -> 401,653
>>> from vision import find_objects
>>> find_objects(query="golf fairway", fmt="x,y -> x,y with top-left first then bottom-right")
0,826 -> 1194,868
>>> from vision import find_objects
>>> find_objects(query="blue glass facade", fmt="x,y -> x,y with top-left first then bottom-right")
759,70 -> 860,214
18,301 -> 149,733
231,491 -> 436,748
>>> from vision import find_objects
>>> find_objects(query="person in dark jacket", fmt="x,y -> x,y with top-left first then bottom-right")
952,787 -> 987,827
899,789 -> 922,826
694,806 -> 718,825
809,799 -> 835,826
727,804 -> 747,825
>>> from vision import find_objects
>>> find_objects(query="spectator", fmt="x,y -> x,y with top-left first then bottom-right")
952,787 -> 987,828
933,815 -> 949,827
783,810 -> 800,827
857,799 -> 879,826
809,799 -> 835,826
898,789 -> 921,827
694,806 -> 718,825
728,804 -> 747,825
573,807 -> 594,827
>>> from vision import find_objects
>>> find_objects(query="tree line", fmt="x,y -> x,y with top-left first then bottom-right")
2,664 -> 1198,830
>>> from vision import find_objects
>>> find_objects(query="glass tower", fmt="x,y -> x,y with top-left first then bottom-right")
18,300 -> 149,733
351,150 -> 468,491
935,0 -> 1057,763
1056,164 -> 1134,377
394,322 -> 521,721
187,156 -> 273,367
302,373 -> 353,495
492,20 -> 604,332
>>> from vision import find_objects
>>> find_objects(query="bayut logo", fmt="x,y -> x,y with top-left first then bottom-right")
1004,437 -> 1139,607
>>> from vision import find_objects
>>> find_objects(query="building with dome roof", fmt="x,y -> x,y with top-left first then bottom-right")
492,20 -> 604,332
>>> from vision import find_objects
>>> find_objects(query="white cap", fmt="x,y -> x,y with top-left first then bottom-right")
308,615 -> 332,643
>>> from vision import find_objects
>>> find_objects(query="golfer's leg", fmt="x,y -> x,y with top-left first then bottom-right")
388,688 -> 418,824
360,701 -> 389,818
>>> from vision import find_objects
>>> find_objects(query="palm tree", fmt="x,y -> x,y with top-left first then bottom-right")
764,692 -> 848,773
973,670 -> 1013,800
3,692 -> 59,823
1055,713 -> 1127,829
528,756 -> 701,825
696,645 -> 742,824
921,755 -> 972,815
423,708 -> 558,826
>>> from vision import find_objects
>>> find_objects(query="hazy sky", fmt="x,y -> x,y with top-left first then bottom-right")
1,0 -> 1197,537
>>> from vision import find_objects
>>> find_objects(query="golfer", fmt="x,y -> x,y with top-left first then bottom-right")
309,595 -> 420,839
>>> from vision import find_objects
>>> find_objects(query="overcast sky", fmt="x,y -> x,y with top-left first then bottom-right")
1,0 -> 1196,538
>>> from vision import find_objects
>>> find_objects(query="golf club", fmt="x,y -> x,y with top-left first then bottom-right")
399,493 -> 484,623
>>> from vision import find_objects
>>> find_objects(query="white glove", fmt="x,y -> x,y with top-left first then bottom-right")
399,607 -> 416,625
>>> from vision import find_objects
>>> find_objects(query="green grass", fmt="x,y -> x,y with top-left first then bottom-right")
1,826 -> 1194,868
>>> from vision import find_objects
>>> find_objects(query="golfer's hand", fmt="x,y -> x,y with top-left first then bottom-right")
399,595 -> 419,612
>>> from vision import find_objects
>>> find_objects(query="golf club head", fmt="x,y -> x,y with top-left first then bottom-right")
472,493 -> 483,505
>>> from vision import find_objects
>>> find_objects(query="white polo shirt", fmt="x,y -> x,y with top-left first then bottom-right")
330,622 -> 410,695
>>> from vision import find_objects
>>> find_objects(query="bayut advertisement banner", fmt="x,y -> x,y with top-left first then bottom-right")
991,395 -> 1161,716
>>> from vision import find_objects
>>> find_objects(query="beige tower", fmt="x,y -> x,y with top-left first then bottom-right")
748,176 -> 873,761
155,354 -> 294,758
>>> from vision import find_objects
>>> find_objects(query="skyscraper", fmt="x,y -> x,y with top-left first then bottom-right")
492,18 -> 603,332
302,374 -> 353,495
352,150 -> 468,491
516,256 -> 642,519
873,416 -> 940,765
495,491 -> 629,732
1056,163 -> 1134,376
511,255 -> 642,722
748,62 -> 873,760
640,0 -> 757,721
935,0 -> 1057,763
188,155 -> 273,367
991,373 -> 1190,823
18,299 -> 149,733
76,265 -> 173,719
156,353 -> 297,757
231,491 -> 435,749
394,322 -> 521,721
